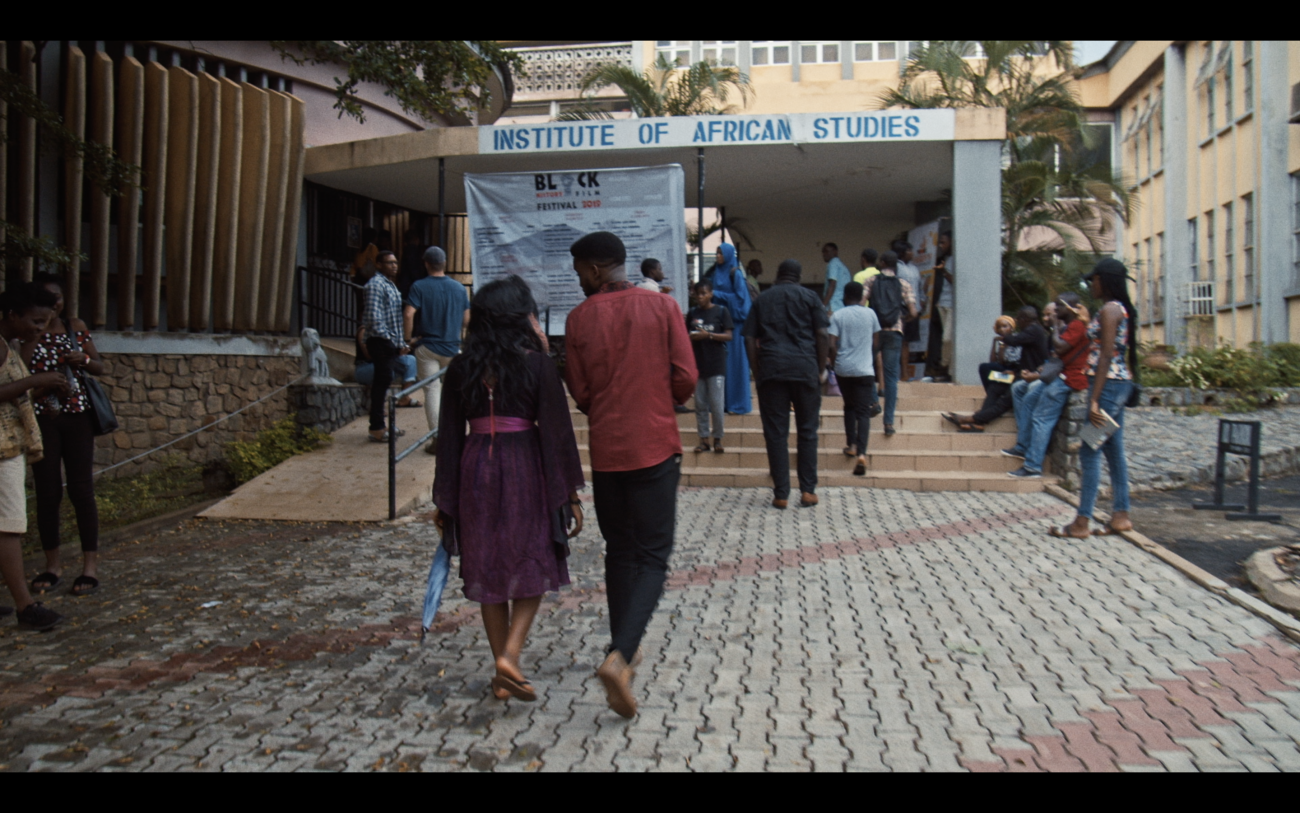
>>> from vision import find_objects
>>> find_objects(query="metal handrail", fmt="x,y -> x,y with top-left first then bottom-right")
387,367 -> 448,519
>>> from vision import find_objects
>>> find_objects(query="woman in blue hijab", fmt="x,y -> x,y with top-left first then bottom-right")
709,243 -> 752,414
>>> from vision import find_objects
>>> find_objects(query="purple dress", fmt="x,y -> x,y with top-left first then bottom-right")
433,351 -> 585,604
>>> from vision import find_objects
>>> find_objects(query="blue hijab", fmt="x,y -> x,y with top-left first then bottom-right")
710,243 -> 750,323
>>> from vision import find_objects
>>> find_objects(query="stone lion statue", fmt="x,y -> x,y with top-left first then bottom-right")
300,328 -> 340,385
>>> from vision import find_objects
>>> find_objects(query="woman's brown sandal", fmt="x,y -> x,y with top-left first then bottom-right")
694,442 -> 711,453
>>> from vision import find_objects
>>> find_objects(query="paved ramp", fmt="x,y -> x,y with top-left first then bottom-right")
199,415 -> 436,522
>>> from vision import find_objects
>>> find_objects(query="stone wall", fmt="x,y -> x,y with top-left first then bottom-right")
292,383 -> 368,434
1047,390 -> 1088,491
95,353 -> 299,476
1139,387 -> 1300,407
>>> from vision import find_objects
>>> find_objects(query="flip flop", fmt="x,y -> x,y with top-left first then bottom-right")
491,673 -> 537,702
30,572 -> 61,593
1093,522 -> 1133,536
957,423 -> 985,433
941,412 -> 962,427
1048,524 -> 1092,540
71,575 -> 99,596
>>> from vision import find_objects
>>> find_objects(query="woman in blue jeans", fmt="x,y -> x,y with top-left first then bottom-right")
1051,259 -> 1138,538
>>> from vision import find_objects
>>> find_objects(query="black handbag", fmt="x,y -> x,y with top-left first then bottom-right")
83,373 -> 119,436
61,318 -> 118,436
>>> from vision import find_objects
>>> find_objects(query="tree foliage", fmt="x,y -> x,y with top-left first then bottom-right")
877,41 -> 1133,308
556,55 -> 752,120
271,41 -> 523,124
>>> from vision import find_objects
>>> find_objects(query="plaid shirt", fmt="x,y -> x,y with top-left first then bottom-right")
363,274 -> 404,349
862,273 -> 917,333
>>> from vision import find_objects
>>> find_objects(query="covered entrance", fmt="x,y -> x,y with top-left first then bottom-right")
303,108 -> 1005,385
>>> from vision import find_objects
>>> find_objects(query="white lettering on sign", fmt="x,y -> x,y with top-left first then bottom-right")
480,111 -> 957,154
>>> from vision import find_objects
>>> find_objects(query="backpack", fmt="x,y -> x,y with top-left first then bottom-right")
870,274 -> 903,329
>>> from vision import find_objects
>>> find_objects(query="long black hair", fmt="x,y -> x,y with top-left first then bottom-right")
454,274 -> 543,415
1092,259 -> 1139,374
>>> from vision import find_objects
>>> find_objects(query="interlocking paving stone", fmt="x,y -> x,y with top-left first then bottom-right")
1,488 -> 1298,772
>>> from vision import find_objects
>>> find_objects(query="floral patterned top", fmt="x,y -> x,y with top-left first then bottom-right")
0,342 -> 43,462
28,325 -> 93,416
1085,302 -> 1132,381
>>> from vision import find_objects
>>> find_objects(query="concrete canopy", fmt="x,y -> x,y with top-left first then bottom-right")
303,110 -> 1003,383
306,138 -> 952,276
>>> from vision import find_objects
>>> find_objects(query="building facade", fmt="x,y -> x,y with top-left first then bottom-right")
2,40 -> 511,473
1078,41 -> 1300,348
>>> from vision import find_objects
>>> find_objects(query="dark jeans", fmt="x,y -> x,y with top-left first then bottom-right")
838,375 -> 875,454
757,379 -> 820,499
592,454 -> 681,662
971,363 -> 1014,425
365,337 -> 399,431
32,411 -> 99,553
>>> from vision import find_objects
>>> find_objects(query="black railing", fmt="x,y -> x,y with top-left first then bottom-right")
299,265 -> 364,339
388,369 -> 447,520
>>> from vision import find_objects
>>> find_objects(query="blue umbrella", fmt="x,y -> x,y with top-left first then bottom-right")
420,544 -> 451,643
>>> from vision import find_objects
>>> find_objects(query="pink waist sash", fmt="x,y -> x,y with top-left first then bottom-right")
469,416 -> 534,434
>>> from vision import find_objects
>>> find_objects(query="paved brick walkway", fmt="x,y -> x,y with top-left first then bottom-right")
2,487 -> 1298,772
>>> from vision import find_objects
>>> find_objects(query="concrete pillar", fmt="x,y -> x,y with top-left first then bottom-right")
87,50 -> 113,326
63,46 -> 86,318
1256,41 -> 1290,345
951,139 -> 1002,386
1162,44 -> 1190,349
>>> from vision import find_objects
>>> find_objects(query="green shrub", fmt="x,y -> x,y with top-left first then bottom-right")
225,416 -> 332,484
1149,342 -> 1300,392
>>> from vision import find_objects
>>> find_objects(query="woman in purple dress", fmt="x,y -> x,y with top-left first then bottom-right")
433,275 -> 585,702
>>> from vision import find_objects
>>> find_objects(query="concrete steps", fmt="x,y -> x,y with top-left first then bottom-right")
569,381 -> 1055,493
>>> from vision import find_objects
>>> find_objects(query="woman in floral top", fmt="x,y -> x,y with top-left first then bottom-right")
22,273 -> 107,597
1051,259 -> 1139,539
0,283 -> 70,630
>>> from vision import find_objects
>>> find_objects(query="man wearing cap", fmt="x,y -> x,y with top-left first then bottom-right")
404,246 -> 470,451
565,231 -> 697,719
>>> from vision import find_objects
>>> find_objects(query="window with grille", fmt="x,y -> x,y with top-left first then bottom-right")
1205,210 -> 1216,289
1156,232 -> 1166,317
1206,76 -> 1216,135
1221,42 -> 1233,122
1154,90 -> 1164,168
1242,194 -> 1254,302
1223,202 -> 1234,304
1292,173 -> 1300,286
1189,218 -> 1199,281
1144,238 -> 1153,320
1143,96 -> 1153,174
656,41 -> 691,67
799,41 -> 841,64
1242,41 -> 1253,112
853,42 -> 898,62
750,41 -> 790,66
701,41 -> 736,66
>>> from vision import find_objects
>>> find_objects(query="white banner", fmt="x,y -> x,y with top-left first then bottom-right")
465,165 -> 688,334
479,110 -> 956,154
908,220 -> 942,355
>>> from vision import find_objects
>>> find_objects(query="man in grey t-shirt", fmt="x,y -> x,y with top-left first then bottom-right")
828,282 -> 882,474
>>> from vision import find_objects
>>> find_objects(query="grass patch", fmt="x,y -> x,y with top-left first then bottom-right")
22,454 -> 217,556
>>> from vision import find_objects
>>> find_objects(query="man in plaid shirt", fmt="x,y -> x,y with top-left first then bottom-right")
363,251 -> 410,442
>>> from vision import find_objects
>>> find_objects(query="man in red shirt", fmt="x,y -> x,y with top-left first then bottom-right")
564,231 -> 697,719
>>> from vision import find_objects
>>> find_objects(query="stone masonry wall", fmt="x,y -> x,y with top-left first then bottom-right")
1047,390 -> 1088,491
95,353 -> 299,476
292,383 -> 367,435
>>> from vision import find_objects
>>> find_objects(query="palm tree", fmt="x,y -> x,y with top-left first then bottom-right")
555,54 -> 753,121
877,41 -> 1134,307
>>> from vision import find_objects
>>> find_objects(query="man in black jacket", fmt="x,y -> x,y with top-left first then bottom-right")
942,305 -> 1047,431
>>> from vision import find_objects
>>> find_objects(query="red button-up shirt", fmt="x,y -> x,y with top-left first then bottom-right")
565,284 -> 697,472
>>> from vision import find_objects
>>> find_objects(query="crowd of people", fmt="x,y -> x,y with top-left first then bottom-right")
0,219 -> 1140,725
410,226 -> 1140,718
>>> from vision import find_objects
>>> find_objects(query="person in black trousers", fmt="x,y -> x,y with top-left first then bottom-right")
743,259 -> 830,509
23,273 -> 106,597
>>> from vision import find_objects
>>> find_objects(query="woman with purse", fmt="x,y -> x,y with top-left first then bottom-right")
432,275 -> 585,702
23,273 -> 107,597
1049,260 -> 1138,538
